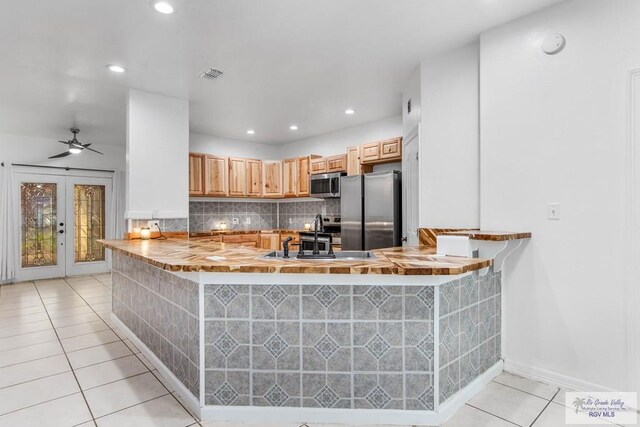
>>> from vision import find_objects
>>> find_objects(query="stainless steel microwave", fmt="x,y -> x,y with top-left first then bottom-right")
310,172 -> 345,198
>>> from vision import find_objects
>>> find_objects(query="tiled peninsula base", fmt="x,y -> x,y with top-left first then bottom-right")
111,254 -> 502,426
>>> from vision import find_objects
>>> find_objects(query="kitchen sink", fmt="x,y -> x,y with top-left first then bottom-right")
259,250 -> 376,261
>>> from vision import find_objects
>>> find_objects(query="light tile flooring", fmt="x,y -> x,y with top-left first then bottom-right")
0,274 -> 632,427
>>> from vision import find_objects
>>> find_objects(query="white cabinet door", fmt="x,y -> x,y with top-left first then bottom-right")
402,124 -> 420,246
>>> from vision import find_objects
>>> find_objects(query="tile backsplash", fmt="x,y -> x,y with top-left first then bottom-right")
190,201 -> 278,231
189,199 -> 341,232
129,218 -> 189,232
278,198 -> 340,230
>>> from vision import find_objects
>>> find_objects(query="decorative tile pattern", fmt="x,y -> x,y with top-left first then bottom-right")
112,253 -> 200,399
264,333 -> 288,359
214,331 -> 239,357
438,268 -> 502,404
417,386 -> 434,409
416,334 -> 434,359
365,385 -> 392,409
200,279 -> 483,412
313,285 -> 339,308
314,385 -> 340,408
213,383 -> 239,405
364,287 -> 391,308
263,285 -> 288,308
416,287 -> 434,308
314,334 -> 340,360
213,285 -> 238,306
364,334 -> 391,360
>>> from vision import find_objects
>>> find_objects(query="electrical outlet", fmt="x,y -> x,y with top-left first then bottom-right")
246,217 -> 251,225
147,220 -> 160,228
547,202 -> 560,220
232,218 -> 239,225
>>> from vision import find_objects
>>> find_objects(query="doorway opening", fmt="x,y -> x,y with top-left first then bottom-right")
13,171 -> 112,281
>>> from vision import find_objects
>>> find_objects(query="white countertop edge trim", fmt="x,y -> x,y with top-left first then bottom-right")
172,271 -> 472,286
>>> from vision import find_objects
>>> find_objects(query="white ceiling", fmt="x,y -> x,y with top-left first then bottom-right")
0,0 -> 561,146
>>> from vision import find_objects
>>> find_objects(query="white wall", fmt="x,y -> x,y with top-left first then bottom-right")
276,116 -> 402,159
190,133 -> 280,160
480,0 -> 637,391
0,133 -> 125,171
126,90 -> 189,219
402,66 -> 421,139
419,42 -> 479,228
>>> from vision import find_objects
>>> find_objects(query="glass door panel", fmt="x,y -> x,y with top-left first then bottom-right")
65,176 -> 112,276
74,184 -> 106,263
20,182 -> 58,267
14,174 -> 66,281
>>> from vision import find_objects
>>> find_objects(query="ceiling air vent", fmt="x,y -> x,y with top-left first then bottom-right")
199,68 -> 223,80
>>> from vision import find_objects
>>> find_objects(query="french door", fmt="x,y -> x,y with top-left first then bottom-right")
13,172 -> 112,281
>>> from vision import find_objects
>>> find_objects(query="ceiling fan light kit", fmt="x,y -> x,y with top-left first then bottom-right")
49,128 -> 104,159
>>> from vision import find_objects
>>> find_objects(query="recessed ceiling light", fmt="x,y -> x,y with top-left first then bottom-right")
345,108 -> 356,115
289,125 -> 299,131
246,129 -> 255,135
107,64 -> 126,73
153,1 -> 174,14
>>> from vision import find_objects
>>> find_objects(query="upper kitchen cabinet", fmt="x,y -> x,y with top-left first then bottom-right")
228,157 -> 248,197
380,137 -> 402,160
361,137 -> 402,164
346,146 -> 373,176
326,154 -> 347,173
310,158 -> 327,174
189,153 -> 205,196
263,161 -> 283,198
246,159 -> 263,197
297,155 -> 321,197
361,142 -> 381,163
283,158 -> 297,197
204,155 -> 228,196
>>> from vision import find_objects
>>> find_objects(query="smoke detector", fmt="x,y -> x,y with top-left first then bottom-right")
199,68 -> 224,80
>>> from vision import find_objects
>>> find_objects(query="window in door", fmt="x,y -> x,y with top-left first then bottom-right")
74,184 -> 106,263
20,182 -> 58,268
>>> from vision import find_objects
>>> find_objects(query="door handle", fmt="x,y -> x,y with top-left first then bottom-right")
401,236 -> 408,242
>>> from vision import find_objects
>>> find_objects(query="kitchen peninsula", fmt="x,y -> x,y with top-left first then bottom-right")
100,232 -> 529,426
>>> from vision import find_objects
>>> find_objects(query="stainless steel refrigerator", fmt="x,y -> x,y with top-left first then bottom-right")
340,170 -> 402,250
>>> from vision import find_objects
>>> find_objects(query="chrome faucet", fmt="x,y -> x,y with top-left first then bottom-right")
312,213 -> 324,255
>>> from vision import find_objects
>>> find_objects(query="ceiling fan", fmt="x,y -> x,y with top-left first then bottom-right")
49,128 -> 103,159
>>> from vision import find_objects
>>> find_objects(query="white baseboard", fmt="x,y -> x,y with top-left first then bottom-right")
200,361 -> 504,426
110,314 -> 202,417
504,359 -> 616,393
437,360 -> 503,424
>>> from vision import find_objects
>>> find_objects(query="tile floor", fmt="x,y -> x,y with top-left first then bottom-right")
0,274 -> 631,427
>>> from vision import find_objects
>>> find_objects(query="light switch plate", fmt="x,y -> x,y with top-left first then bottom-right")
147,220 -> 159,228
548,202 -> 560,220
246,217 -> 251,225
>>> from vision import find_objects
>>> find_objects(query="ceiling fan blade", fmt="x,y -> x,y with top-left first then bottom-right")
84,146 -> 103,155
49,151 -> 72,159
82,143 -> 91,148
58,140 -> 70,144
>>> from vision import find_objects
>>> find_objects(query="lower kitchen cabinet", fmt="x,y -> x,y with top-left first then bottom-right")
221,233 -> 259,247
259,233 -> 280,250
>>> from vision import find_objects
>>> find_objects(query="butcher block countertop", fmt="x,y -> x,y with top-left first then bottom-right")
99,238 -> 491,276
441,230 -> 532,241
